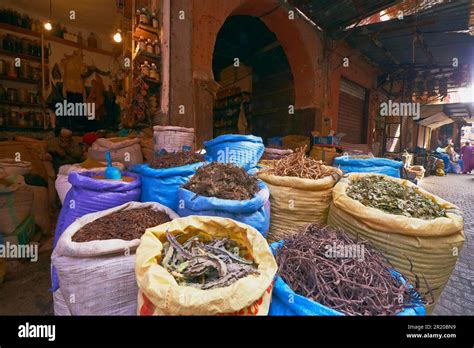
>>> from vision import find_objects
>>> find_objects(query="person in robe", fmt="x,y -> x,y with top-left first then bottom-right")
461,141 -> 473,174
46,128 -> 84,172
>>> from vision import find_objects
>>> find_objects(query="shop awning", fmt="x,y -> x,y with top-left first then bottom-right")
287,0 -> 400,34
417,111 -> 454,129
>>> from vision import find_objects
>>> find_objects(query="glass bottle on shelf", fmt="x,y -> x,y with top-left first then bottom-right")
146,39 -> 154,53
140,8 -> 149,25
152,12 -> 159,29
153,39 -> 160,55
141,61 -> 150,76
135,9 -> 141,27
138,36 -> 146,51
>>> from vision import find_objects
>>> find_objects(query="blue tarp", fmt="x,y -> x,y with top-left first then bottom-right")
334,156 -> 403,178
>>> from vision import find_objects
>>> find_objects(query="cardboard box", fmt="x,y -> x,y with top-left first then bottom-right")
313,136 -> 341,146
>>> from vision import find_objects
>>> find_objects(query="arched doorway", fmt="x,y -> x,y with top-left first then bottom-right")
212,15 -> 296,140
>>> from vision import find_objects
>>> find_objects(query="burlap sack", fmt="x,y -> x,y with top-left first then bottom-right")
135,216 -> 277,315
258,168 -> 341,242
327,173 -> 465,314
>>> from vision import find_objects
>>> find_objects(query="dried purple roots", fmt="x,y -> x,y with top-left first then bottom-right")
161,232 -> 259,290
276,223 -> 426,316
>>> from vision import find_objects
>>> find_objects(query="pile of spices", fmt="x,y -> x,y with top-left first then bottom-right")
149,151 -> 204,169
183,162 -> 259,200
263,147 -> 341,180
347,176 -> 446,219
161,232 -> 259,290
92,175 -> 135,182
72,208 -> 171,242
276,223 -> 425,316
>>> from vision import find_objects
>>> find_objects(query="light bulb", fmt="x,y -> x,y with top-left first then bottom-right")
44,21 -> 52,31
113,30 -> 122,43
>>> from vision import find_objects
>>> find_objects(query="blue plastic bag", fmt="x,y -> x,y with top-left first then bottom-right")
52,170 -> 141,291
334,156 -> 403,168
338,165 -> 401,178
204,134 -> 264,170
177,180 -> 270,236
269,242 -> 426,316
334,156 -> 402,178
131,162 -> 205,211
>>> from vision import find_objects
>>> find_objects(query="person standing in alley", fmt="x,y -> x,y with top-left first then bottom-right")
461,141 -> 473,174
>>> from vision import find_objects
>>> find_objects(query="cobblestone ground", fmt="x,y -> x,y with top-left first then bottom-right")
419,174 -> 474,315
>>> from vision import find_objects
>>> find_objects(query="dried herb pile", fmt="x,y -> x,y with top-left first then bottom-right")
72,208 -> 171,242
347,176 -> 446,219
161,232 -> 259,290
149,151 -> 204,169
276,223 -> 425,316
263,147 -> 341,180
183,162 -> 259,200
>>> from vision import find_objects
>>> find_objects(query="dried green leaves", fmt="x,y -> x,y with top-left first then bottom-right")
347,176 -> 446,220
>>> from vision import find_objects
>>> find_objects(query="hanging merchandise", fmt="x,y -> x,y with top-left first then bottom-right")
178,162 -> 271,236
258,147 -> 342,242
52,202 -> 179,315
135,216 -> 277,315
327,173 -> 465,314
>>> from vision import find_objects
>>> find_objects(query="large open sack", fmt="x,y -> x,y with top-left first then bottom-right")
55,160 -> 125,204
52,171 -> 141,291
52,201 -> 179,315
0,158 -> 32,176
88,137 -> 143,168
204,134 -> 264,171
135,216 -> 277,315
177,180 -> 270,236
0,175 -> 33,235
153,126 -> 195,153
258,169 -> 341,243
327,173 -> 464,314
132,161 -> 204,211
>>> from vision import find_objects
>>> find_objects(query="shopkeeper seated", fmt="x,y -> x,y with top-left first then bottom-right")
46,128 -> 84,172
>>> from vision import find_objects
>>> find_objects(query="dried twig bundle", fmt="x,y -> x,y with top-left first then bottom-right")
276,223 -> 425,316
263,147 -> 340,180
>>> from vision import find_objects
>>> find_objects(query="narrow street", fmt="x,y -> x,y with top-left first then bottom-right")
420,174 -> 474,315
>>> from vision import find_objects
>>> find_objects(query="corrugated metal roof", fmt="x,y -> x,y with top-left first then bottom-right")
287,0 -> 400,33
346,0 -> 474,70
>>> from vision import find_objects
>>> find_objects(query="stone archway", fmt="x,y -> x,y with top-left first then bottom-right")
192,0 -> 323,109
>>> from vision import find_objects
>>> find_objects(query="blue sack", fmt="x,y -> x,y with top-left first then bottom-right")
269,242 -> 426,316
204,134 -> 264,170
52,170 -> 141,291
177,180 -> 270,236
334,156 -> 403,169
131,162 -> 205,211
338,165 -> 401,178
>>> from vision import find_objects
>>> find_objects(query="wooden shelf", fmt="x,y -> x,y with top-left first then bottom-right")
0,75 -> 40,85
0,100 -> 43,108
137,49 -> 161,61
143,77 -> 161,85
134,24 -> 160,39
0,48 -> 46,63
0,126 -> 47,131
0,22 -> 113,57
